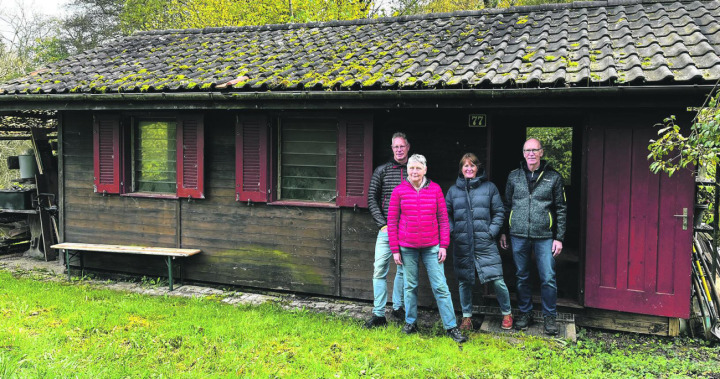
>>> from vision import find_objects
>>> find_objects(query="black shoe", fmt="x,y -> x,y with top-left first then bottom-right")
446,327 -> 468,343
402,323 -> 418,334
543,315 -> 558,335
391,307 -> 405,319
514,312 -> 534,330
363,315 -> 387,329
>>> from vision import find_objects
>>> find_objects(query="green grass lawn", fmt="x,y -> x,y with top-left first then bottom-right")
0,270 -> 718,378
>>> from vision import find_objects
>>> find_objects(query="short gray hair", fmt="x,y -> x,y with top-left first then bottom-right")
408,154 -> 427,167
391,132 -> 409,145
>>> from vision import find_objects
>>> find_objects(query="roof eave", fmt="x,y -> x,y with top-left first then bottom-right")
0,85 -> 716,112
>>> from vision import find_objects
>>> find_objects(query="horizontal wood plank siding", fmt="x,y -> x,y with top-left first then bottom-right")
63,113 -> 178,275
61,110 -> 460,306
180,120 -> 337,295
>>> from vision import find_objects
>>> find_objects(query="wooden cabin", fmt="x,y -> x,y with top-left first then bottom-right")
1,0 -> 719,335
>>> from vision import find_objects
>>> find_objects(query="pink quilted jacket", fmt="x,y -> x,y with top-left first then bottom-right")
387,179 -> 450,254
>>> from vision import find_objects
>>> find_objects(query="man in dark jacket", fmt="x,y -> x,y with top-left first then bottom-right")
363,132 -> 409,328
500,138 -> 567,335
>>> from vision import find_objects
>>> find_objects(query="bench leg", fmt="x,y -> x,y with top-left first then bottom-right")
166,256 -> 174,291
66,249 -> 71,281
65,250 -> 82,280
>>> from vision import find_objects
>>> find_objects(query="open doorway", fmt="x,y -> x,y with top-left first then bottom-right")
525,126 -> 581,305
488,119 -> 583,308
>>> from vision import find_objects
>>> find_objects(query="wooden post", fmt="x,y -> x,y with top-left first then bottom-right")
714,161 -> 719,281
335,208 -> 342,297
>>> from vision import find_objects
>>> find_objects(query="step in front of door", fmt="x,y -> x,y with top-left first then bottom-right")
475,306 -> 576,341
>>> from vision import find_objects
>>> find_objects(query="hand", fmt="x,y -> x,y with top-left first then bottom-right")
438,247 -> 447,263
393,252 -> 403,265
381,225 -> 388,232
499,234 -> 508,250
552,240 -> 563,257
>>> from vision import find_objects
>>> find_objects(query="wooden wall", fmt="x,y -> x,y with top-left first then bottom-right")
61,109 -> 490,307
62,112 -> 179,275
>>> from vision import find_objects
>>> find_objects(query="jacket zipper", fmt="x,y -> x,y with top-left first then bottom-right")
527,170 -> 544,238
465,184 -> 474,248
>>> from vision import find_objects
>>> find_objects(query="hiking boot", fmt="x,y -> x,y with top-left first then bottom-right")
514,312 -> 533,330
459,317 -> 473,331
543,315 -> 558,335
363,315 -> 387,329
391,307 -> 405,320
446,327 -> 468,343
501,314 -> 513,330
402,323 -> 418,334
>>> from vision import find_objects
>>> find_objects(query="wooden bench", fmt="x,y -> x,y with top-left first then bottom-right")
51,243 -> 201,291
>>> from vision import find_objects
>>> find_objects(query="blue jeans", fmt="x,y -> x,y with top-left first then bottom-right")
510,237 -> 557,317
401,245 -> 457,330
372,229 -> 404,317
458,278 -> 512,317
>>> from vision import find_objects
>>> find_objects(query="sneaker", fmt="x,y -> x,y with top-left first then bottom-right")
402,323 -> 418,334
363,315 -> 387,329
501,314 -> 513,330
459,317 -> 473,331
391,307 -> 405,320
514,312 -> 533,330
543,315 -> 558,335
446,327 -> 468,343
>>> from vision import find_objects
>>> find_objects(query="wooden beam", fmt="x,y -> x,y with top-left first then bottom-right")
0,136 -> 31,140
0,111 -> 57,119
575,308 -> 672,336
0,127 -> 54,132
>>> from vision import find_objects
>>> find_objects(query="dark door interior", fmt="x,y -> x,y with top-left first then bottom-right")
488,113 -> 584,308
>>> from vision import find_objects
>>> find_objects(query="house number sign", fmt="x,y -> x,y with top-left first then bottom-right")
468,114 -> 487,127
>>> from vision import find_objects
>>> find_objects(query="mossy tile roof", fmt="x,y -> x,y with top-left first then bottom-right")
2,0 -> 720,95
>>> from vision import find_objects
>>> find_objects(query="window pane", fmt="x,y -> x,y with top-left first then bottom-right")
134,120 -> 177,193
280,120 -> 336,202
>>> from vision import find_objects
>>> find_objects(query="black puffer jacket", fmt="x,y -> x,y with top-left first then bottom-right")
445,170 -> 505,284
367,160 -> 407,228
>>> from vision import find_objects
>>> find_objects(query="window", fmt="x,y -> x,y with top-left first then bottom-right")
235,114 -> 372,207
93,114 -> 204,198
280,120 -> 337,202
133,120 -> 177,193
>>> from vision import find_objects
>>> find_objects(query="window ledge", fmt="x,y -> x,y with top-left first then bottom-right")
121,192 -> 179,199
268,200 -> 339,209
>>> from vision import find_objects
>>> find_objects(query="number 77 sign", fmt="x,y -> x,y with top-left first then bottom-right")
468,114 -> 487,127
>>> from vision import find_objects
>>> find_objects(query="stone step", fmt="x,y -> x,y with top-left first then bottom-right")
475,306 -> 577,341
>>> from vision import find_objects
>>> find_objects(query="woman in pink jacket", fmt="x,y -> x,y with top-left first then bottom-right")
388,154 -> 467,343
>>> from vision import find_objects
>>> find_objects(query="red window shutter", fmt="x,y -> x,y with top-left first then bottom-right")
93,115 -> 122,194
337,115 -> 373,208
236,115 -> 268,202
176,115 -> 205,199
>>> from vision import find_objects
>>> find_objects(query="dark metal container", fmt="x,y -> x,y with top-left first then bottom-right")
0,189 -> 34,210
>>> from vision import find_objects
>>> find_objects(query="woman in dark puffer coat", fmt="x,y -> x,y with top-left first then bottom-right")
445,153 -> 513,331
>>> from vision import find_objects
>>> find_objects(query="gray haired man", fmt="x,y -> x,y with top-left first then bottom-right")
363,132 -> 410,328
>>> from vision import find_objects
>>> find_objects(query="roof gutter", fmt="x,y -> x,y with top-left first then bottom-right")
0,85 -> 716,111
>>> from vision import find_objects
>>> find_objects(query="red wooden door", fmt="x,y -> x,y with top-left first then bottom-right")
584,126 -> 693,318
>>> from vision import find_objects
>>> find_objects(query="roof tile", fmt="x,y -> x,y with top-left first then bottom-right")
2,0 -> 719,95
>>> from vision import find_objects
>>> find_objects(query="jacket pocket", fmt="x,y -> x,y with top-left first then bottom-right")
548,212 -> 553,230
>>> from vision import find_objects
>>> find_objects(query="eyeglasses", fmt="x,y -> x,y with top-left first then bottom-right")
392,145 -> 408,150
523,148 -> 542,154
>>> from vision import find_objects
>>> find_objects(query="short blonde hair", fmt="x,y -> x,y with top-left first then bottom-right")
408,154 -> 427,167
